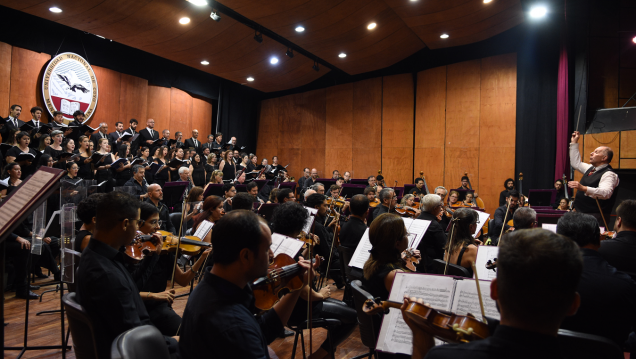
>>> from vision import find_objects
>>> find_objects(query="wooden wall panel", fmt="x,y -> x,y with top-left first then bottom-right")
620,159 -> 636,169
583,132 -> 620,169
352,78 -> 382,179
301,147 -> 325,178
119,74 -> 148,126
326,84 -> 352,175
445,60 -> 481,191
169,87 -> 193,141
382,74 -> 414,186
278,94 -> 302,150
192,98 -> 213,141
256,98 -> 280,152
147,85 -> 171,136
0,42 -> 11,118
352,148 -> 381,181
301,89 -> 327,150
9,47 -> 50,122
91,66 -> 121,129
415,66 -> 446,188
620,130 -> 636,158
276,148 -> 301,179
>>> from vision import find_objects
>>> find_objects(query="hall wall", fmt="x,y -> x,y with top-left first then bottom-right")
257,53 -> 517,214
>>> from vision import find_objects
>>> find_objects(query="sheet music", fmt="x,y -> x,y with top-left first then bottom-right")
348,228 -> 371,269
450,279 -> 500,320
541,223 -> 557,233
0,170 -> 55,228
474,246 -> 499,281
402,218 -> 431,248
193,220 -> 214,240
302,206 -> 317,234
473,211 -> 491,238
270,233 -> 305,258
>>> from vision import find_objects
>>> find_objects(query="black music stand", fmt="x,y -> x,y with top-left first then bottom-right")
528,189 -> 556,207
340,185 -> 366,198
235,184 -> 247,193
163,182 -> 188,209
202,184 -> 224,198
277,182 -> 297,192
315,178 -> 337,190
349,179 -> 369,186
257,204 -> 279,222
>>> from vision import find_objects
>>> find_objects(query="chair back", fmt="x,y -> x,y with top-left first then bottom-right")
337,246 -> 359,281
351,280 -> 378,350
169,212 -> 182,232
62,293 -> 99,359
111,325 -> 171,359
487,219 -> 494,237
432,259 -> 472,278
557,329 -> 623,359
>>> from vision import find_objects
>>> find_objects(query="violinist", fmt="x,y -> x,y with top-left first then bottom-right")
599,200 -> 636,273
232,192 -> 257,211
131,202 -> 211,336
306,193 -> 344,288
271,202 -> 358,359
179,211 -> 317,359
398,194 -> 421,217
124,165 -> 148,200
364,186 -> 380,207
75,193 -> 105,253
340,194 -> 369,248
75,192 -> 179,359
447,190 -> 461,207
462,193 -> 478,208
498,178 -> 515,206
442,208 -> 480,277
408,229 -> 583,359
557,212 -> 636,348
556,198 -> 570,211
369,188 -> 397,225
416,194 -> 446,273
145,184 -> 177,235
491,190 -> 520,245
329,184 -> 342,198
434,186 -> 450,230
191,196 -> 225,243
409,178 -> 426,196
336,176 -> 345,187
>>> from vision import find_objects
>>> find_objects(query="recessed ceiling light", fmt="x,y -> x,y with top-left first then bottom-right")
367,23 -> 377,30
339,53 -> 347,58
186,0 -> 208,6
295,26 -> 305,33
247,77 -> 254,82
633,36 -> 636,44
440,33 -> 449,39
201,60 -> 209,65
270,57 -> 279,65
49,7 -> 62,13
410,0 -> 418,2
179,17 -> 191,24
529,5 -> 547,18
483,0 -> 492,3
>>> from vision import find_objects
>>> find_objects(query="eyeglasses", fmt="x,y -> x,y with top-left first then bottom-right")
148,219 -> 163,226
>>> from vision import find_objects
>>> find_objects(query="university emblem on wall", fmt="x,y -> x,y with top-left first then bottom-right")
42,52 -> 98,121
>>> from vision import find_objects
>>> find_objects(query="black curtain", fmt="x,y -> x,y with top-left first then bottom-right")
515,18 -> 561,196
216,80 -> 260,155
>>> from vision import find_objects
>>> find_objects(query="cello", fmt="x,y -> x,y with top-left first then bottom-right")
464,172 -> 485,210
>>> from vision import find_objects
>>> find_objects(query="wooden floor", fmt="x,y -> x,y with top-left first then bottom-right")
3,276 -> 369,359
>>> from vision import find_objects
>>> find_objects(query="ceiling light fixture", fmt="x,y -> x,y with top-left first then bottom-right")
440,33 -> 449,39
312,61 -> 319,72
339,53 -> 347,58
201,60 -> 209,65
186,0 -> 208,6
247,77 -> 254,82
179,17 -> 191,24
295,26 -> 305,33
254,31 -> 263,43
210,11 -> 221,21
270,57 -> 279,65
367,22 -> 377,30
49,7 -> 62,13
483,0 -> 492,3
286,48 -> 294,58
529,5 -> 547,18
633,36 -> 636,44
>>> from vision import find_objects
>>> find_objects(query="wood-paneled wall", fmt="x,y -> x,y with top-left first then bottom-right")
257,53 -> 517,214
0,42 -> 213,143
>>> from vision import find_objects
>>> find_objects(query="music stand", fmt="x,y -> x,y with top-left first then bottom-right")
340,184 -> 366,198
403,184 -> 416,195
203,184 -> 224,198
349,179 -> 369,186
315,178 -> 337,190
254,180 -> 268,192
278,182 -> 297,192
528,189 -> 556,207
235,184 -> 247,193
257,203 -> 279,222
163,182 -> 188,209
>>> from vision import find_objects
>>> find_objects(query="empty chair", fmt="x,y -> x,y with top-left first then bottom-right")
62,292 -> 99,359
351,280 -> 379,359
111,325 -> 171,359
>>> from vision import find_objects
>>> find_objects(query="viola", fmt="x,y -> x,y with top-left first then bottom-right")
253,253 -> 309,310
601,231 -> 616,240
326,196 -> 346,208
363,298 -> 490,344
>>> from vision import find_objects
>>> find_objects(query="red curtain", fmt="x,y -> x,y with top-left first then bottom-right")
554,20 -> 569,181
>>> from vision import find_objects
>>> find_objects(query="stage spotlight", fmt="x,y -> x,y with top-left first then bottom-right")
254,31 -> 263,43
529,5 -> 547,18
632,36 -> 636,44
312,61 -> 319,72
367,22 -> 377,30
338,53 -> 347,58
210,11 -> 221,21
201,60 -> 209,65
286,49 -> 294,58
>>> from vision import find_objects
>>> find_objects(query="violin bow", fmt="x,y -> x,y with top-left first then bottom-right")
497,199 -> 513,247
595,198 -> 611,231
170,188 -> 189,289
306,231 -> 313,357
471,261 -> 488,324
444,218 -> 459,275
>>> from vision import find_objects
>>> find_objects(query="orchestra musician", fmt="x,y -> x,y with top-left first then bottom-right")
305,193 -> 343,288
434,186 -> 450,230
75,193 -> 105,253
498,178 -> 515,206
179,210 -> 317,359
343,171 -> 351,184
442,208 -> 480,276
145,184 -> 177,235
556,198 -> 571,211
364,186 -> 380,207
369,188 -> 397,225
512,207 -> 537,230
491,190 -> 520,244
461,193 -> 478,208
458,175 -> 470,190
367,176 -> 376,188
298,167 -> 311,191
599,200 -> 636,274
409,178 -> 426,196
568,131 -> 620,224
416,194 -> 446,273
339,194 -> 369,249
191,196 -> 226,243
552,179 -> 567,209
332,169 -> 340,179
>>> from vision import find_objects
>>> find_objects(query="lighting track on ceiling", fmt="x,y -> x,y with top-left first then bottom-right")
210,0 -> 349,76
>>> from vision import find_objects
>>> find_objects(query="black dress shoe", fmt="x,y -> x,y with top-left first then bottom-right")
15,291 -> 39,300
279,328 -> 294,338
29,285 -> 40,290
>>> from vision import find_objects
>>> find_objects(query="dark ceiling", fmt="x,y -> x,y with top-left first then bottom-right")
0,0 -> 524,93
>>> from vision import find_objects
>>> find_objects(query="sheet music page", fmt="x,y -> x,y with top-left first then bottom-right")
0,170 -> 55,228
193,220 -> 214,240
541,223 -> 557,233
402,218 -> 431,248
450,279 -> 500,320
474,246 -> 499,281
302,206 -> 317,234
271,233 -> 304,257
473,211 -> 491,238
348,228 -> 371,269
377,273 -> 456,355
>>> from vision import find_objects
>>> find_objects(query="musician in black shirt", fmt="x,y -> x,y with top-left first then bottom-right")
339,194 -> 369,249
409,178 -> 426,196
179,210 -> 317,359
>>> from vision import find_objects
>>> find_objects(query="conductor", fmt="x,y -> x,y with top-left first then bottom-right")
568,131 -> 619,224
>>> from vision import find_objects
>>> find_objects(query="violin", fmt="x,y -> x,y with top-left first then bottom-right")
401,248 -> 420,272
326,196 -> 346,208
124,231 -> 161,263
369,198 -> 381,207
363,298 -> 490,344
157,230 -> 212,255
252,253 -> 311,310
395,205 -> 418,218
601,231 -> 616,240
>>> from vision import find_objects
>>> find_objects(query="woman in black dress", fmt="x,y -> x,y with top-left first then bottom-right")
38,134 -> 51,152
219,150 -> 236,182
153,146 -> 169,188
191,153 -> 206,187
94,138 -> 116,192
114,144 -> 133,186
247,154 -> 259,180
139,146 -> 154,184
168,147 -> 187,182
204,153 -> 217,183
44,130 -> 64,164
238,153 -> 249,172
6,131 -> 38,179
75,135 -> 94,180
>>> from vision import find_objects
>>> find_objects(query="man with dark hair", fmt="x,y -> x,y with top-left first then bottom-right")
551,179 -> 568,209
421,229 -> 583,359
232,192 -> 255,211
109,121 -> 125,153
201,134 -> 215,154
179,211 -> 316,358
512,207 -> 536,230
458,175 -> 470,190
75,193 -> 105,253
409,178 -> 426,196
26,106 -> 44,148
247,181 -> 263,203
76,192 -> 178,359
343,171 -> 351,184
369,188 -> 396,225
340,194 -> 369,248
332,170 -> 340,179
271,201 -> 309,238
367,176 -> 376,187
599,199 -> 636,273
557,212 -> 636,347
569,131 -> 620,224
276,188 -> 295,204
212,132 -> 223,150
127,118 -> 140,155
298,167 -> 311,192
491,189 -> 520,244
1,104 -> 24,143
416,194 -> 446,273
499,178 -> 515,206
145,184 -> 176,234
125,165 -> 148,200
222,183 -> 237,213
69,110 -> 85,126
306,193 -> 343,287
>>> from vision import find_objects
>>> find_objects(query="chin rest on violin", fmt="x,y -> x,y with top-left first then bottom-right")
362,297 -> 490,344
